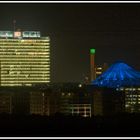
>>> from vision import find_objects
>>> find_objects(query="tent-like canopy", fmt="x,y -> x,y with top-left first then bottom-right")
91,61 -> 140,88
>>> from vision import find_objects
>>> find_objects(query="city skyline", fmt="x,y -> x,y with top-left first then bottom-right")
0,3 -> 139,82
0,2 -> 139,137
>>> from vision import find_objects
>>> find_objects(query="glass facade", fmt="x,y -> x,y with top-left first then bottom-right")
0,37 -> 50,86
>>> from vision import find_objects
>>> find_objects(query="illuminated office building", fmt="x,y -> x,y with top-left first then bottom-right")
117,87 -> 140,113
0,31 -> 50,86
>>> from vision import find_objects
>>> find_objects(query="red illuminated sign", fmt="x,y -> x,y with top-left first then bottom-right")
14,32 -> 21,38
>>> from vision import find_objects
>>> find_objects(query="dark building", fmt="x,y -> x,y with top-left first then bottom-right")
90,86 -> 125,116
12,92 -> 30,115
57,83 -> 92,117
30,87 -> 59,116
0,92 -> 12,114
0,87 -> 30,115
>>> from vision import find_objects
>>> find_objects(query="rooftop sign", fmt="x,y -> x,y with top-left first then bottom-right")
0,31 -> 13,38
14,31 -> 22,38
22,31 -> 41,38
0,31 -> 41,38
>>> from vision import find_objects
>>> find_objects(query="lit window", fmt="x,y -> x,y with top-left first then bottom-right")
78,84 -> 82,88
62,93 -> 65,96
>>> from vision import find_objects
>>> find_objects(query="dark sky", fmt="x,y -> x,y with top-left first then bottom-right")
0,3 -> 140,82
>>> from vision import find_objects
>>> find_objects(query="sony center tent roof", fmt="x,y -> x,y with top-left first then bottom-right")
91,61 -> 140,88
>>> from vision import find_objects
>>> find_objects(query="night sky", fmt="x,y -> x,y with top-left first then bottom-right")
0,3 -> 140,83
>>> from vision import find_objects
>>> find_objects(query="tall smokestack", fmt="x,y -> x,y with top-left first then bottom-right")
90,48 -> 96,81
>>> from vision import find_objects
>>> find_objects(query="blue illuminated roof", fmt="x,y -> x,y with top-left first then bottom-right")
91,61 -> 140,88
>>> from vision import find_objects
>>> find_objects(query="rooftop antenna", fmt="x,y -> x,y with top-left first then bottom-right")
13,20 -> 16,31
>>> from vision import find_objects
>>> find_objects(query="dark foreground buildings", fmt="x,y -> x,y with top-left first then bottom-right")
0,83 -> 92,117
0,61 -> 140,117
